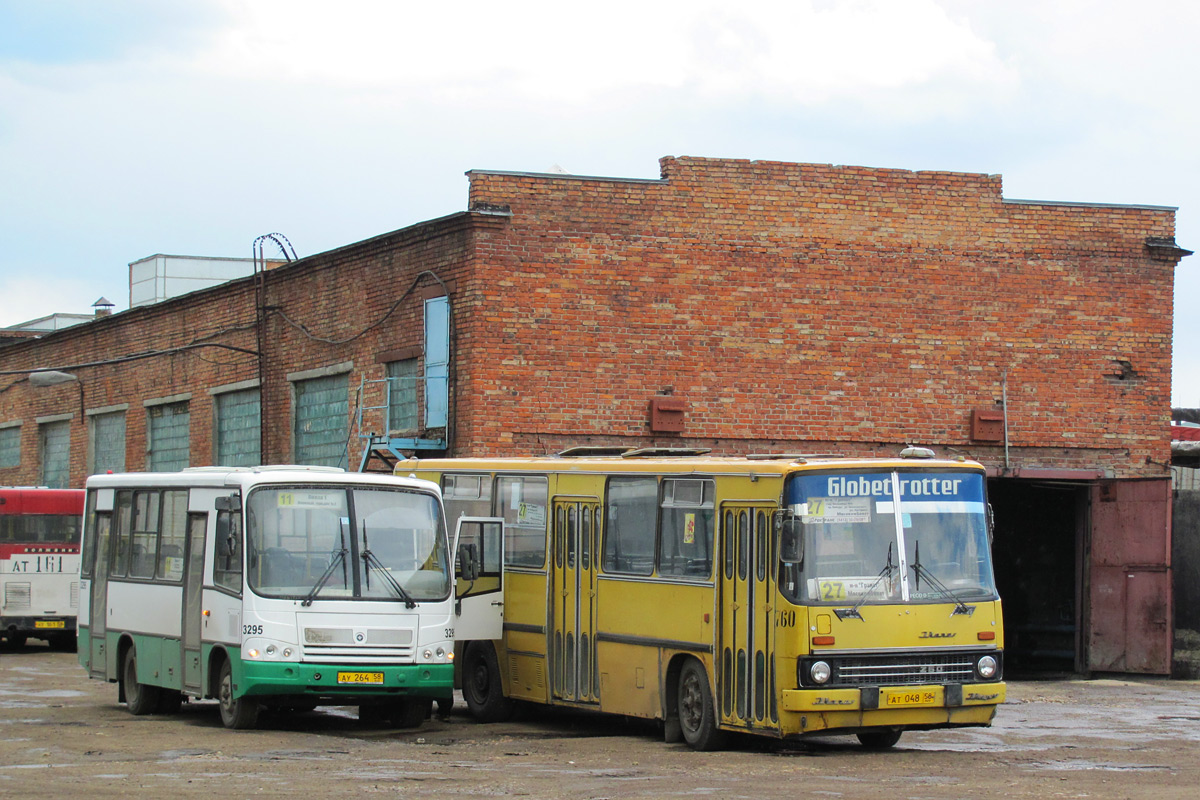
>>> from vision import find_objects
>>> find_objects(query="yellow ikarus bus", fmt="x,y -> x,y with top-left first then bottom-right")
410,447 -> 1004,750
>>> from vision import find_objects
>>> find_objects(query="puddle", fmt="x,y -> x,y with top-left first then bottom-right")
1033,759 -> 1173,773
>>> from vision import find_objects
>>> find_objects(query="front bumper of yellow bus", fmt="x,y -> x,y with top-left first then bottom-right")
779,682 -> 1006,735
237,659 -> 454,699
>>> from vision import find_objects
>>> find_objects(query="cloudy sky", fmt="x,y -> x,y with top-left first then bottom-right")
2,0 -> 1198,403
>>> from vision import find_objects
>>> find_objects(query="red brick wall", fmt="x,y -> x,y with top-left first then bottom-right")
462,157 -> 1182,477
0,157 -> 1184,486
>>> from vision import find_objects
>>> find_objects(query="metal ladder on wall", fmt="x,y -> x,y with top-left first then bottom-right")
355,374 -> 447,472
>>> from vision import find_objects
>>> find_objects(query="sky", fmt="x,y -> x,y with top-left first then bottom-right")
1,0 -> 1198,403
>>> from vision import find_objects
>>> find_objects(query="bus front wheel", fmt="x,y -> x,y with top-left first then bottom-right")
463,642 -> 514,723
217,660 -> 260,729
857,729 -> 902,749
122,646 -> 161,715
677,659 -> 726,751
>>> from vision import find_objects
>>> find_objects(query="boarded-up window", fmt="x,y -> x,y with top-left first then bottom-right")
294,373 -> 349,468
386,359 -> 420,433
148,401 -> 190,471
90,411 -> 126,475
0,425 -> 19,469
39,420 -> 71,488
216,388 -> 261,466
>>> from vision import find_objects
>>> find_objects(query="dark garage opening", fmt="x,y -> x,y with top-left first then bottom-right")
988,479 -> 1087,675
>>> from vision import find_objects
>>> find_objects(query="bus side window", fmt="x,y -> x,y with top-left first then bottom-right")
111,490 -> 134,577
214,509 -> 243,592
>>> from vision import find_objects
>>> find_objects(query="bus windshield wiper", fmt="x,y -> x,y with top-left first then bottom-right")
361,523 -> 417,609
302,528 -> 349,607
910,541 -> 974,616
835,543 -> 893,621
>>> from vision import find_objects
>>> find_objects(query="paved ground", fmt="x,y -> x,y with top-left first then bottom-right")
3,643 -> 1200,798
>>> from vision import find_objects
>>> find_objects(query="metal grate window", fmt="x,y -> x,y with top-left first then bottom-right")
39,420 -> 71,488
0,426 -> 19,468
215,388 -> 261,466
294,373 -> 349,468
148,401 -> 190,471
90,411 -> 126,475
385,359 -> 420,433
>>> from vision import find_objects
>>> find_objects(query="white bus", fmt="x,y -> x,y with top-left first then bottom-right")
77,466 -> 456,729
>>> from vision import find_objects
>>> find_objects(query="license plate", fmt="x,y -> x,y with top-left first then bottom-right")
885,689 -> 937,707
337,671 -> 383,685
34,620 -> 66,629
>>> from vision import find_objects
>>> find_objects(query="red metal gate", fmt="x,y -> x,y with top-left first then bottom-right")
1087,479 -> 1173,674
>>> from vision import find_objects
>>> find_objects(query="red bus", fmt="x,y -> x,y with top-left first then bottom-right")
0,487 -> 85,648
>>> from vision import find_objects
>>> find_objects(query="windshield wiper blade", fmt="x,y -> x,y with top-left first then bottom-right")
302,548 -> 346,607
910,541 -> 974,616
835,543 -> 893,621
361,524 -> 417,609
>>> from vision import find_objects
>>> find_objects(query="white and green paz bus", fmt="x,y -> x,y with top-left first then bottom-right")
77,466 -> 456,729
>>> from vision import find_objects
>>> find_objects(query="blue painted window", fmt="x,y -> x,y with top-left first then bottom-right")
90,411 -> 125,475
39,420 -> 71,488
148,401 -> 190,471
294,373 -> 349,468
216,388 -> 261,466
0,426 -> 19,469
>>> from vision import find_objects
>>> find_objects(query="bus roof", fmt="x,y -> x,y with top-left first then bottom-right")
84,467 -> 440,494
402,451 -> 986,478
0,487 -> 85,514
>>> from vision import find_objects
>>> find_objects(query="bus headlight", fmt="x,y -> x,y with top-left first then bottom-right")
419,646 -> 452,664
976,655 -> 998,679
810,660 -> 832,685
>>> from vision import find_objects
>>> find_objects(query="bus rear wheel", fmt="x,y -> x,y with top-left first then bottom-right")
217,659 -> 260,729
677,659 -> 726,751
857,729 -> 903,749
463,642 -> 514,723
122,646 -> 161,715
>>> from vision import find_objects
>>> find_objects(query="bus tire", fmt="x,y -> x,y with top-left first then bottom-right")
677,659 -> 726,751
122,646 -> 161,716
392,697 -> 431,729
857,729 -> 902,749
463,642 -> 514,723
217,659 -> 260,729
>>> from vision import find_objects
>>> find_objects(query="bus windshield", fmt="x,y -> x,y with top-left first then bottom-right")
779,470 -> 997,606
245,485 -> 450,602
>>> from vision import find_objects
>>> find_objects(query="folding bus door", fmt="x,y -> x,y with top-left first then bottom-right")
551,498 -> 601,704
717,504 -> 778,730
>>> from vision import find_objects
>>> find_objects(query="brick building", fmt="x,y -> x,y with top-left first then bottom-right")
0,156 -> 1189,674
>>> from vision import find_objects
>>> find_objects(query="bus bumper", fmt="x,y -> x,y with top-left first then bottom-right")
779,682 -> 1005,735
2,616 -> 75,637
236,659 -> 455,700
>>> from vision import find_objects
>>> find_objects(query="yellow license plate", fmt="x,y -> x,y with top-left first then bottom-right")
337,671 -> 383,685
34,620 -> 66,629
885,689 -> 938,707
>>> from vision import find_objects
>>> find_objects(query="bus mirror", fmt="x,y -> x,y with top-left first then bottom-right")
779,515 -> 805,564
215,494 -> 241,513
457,543 -> 480,582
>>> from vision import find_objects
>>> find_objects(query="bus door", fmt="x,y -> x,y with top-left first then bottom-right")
550,498 -> 600,704
181,513 -> 207,694
717,504 -> 778,730
87,512 -> 112,680
452,517 -> 505,641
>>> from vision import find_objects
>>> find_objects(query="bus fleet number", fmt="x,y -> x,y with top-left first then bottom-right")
242,624 -> 263,636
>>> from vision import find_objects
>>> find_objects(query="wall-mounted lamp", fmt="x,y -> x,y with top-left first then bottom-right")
29,370 -> 85,418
